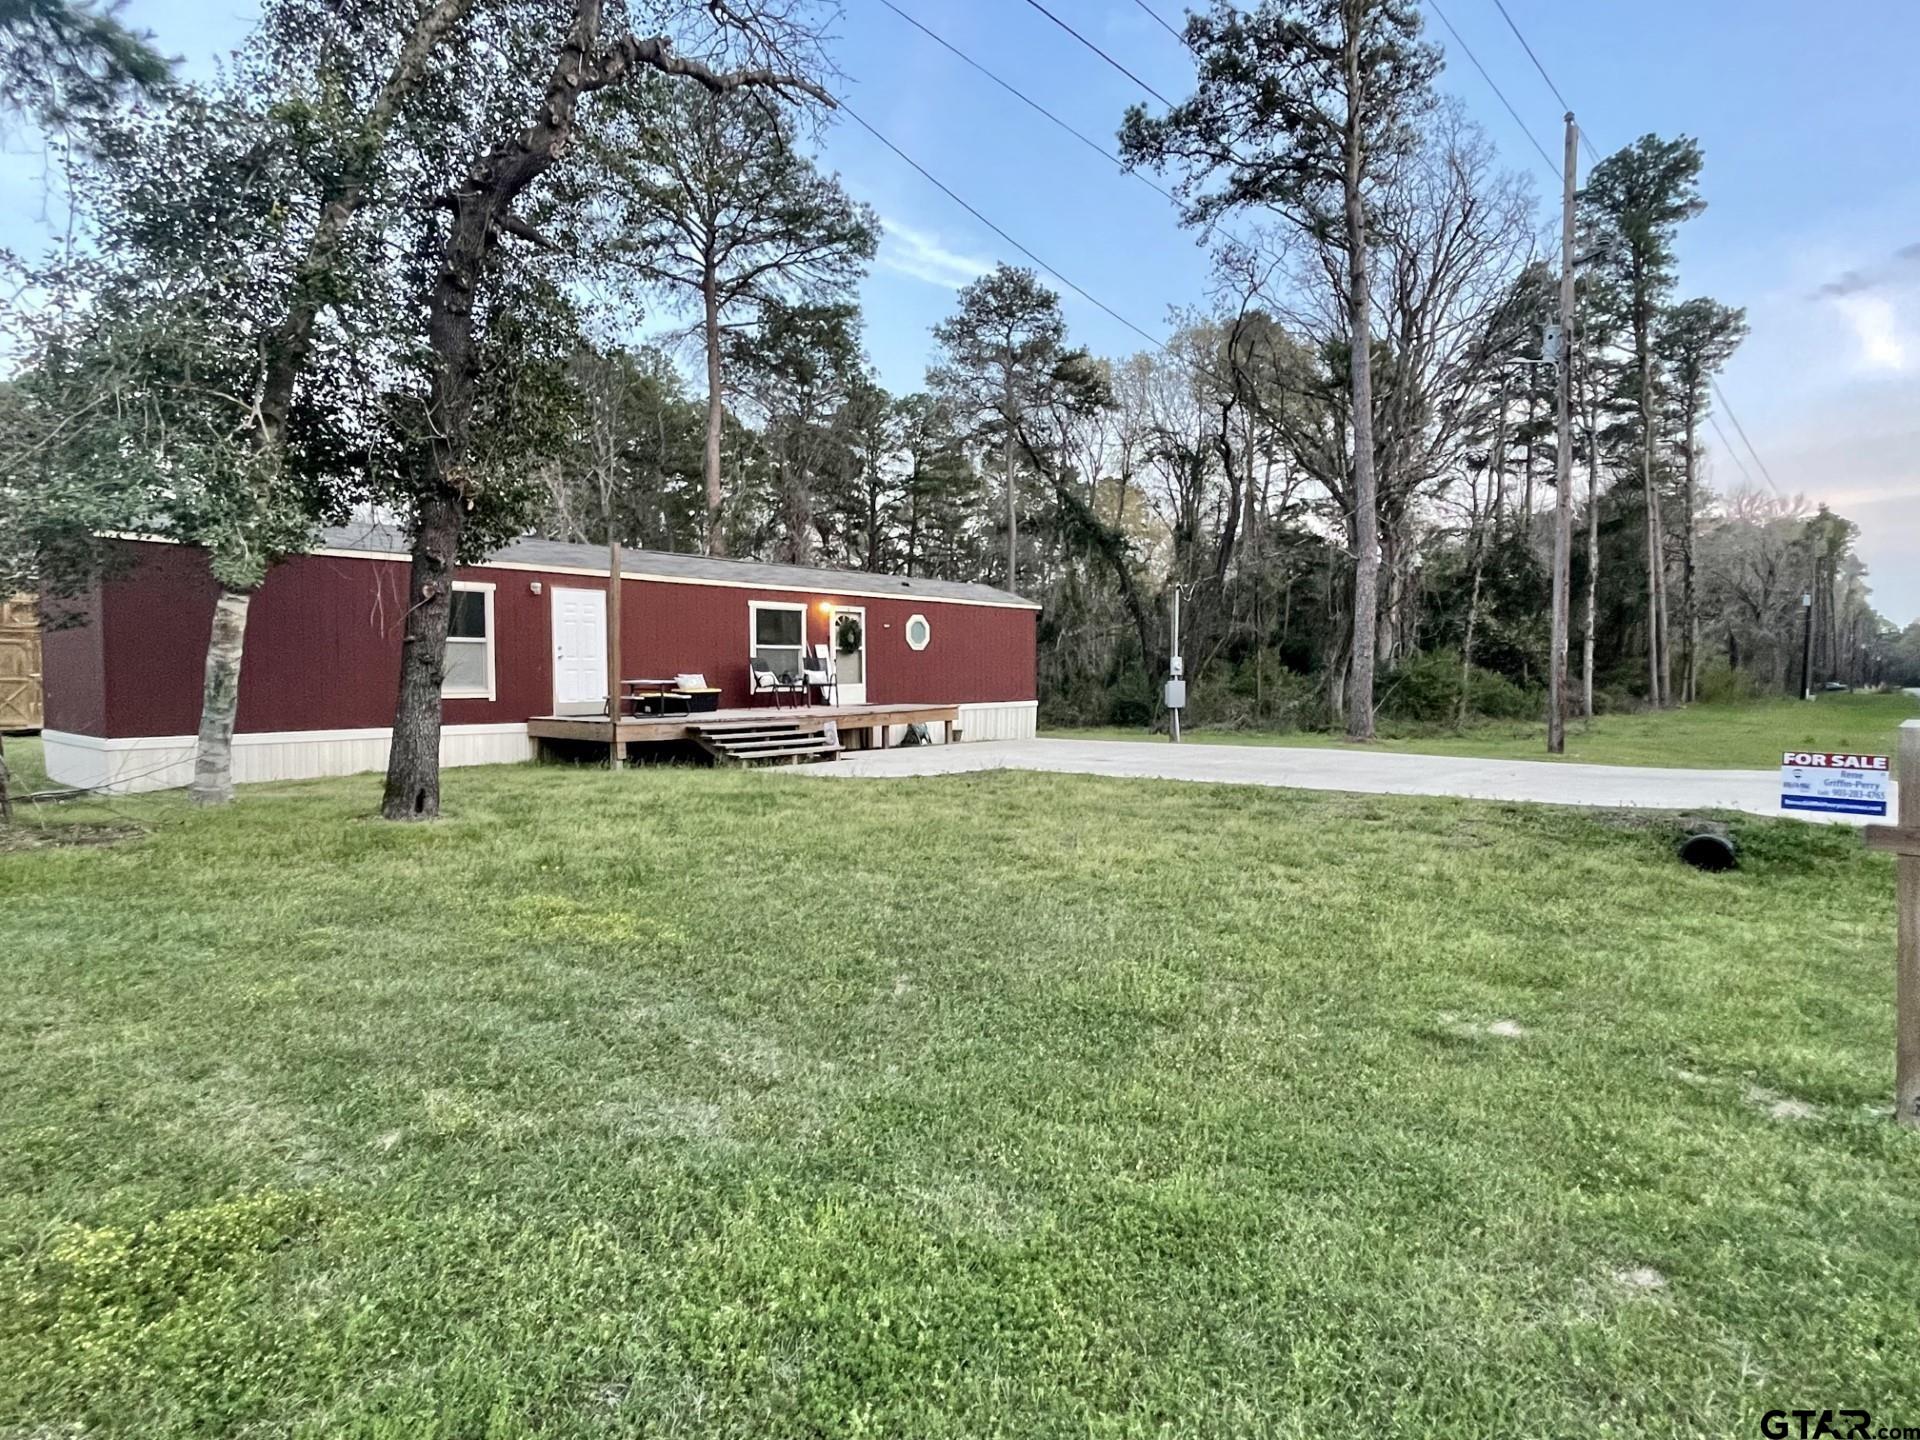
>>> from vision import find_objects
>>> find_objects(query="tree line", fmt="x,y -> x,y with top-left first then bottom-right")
2,0 -> 1913,824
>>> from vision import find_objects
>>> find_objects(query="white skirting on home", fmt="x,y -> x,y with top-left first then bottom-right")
40,723 -> 535,795
879,699 -> 1037,747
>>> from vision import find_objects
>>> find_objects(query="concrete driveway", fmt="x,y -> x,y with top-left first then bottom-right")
805,737 -> 1893,825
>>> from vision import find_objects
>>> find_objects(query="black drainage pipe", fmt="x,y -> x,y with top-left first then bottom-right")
1678,829 -> 1738,872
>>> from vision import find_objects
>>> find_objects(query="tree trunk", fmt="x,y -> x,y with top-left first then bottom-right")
1002,364 -> 1018,594
904,488 -> 920,576
701,267 -> 727,556
1681,407 -> 1699,703
378,0 -> 823,819
189,589 -> 253,806
187,0 -> 475,806
1341,36 -> 1379,743
383,13 -> 580,821
1376,518 -> 1402,669
1326,558 -> 1350,732
1636,325 -> 1666,707
383,491 -> 459,820
1582,422 -> 1600,721
1491,376 -> 1508,538
1522,387 -> 1537,537
1460,528 -> 1486,730
0,733 -> 12,823
1652,482 -> 1673,703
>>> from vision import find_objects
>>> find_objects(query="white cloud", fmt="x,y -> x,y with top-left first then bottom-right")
876,215 -> 991,290
1834,293 -> 1910,373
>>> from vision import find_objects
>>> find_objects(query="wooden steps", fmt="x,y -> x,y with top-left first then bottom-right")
690,716 -> 841,767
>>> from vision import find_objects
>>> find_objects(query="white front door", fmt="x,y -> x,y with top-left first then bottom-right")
831,606 -> 866,706
551,586 -> 608,714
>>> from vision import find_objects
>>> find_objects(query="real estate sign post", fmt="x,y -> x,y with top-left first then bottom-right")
1864,720 -> 1920,1130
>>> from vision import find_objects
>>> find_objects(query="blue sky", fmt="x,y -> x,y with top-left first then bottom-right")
7,0 -> 1917,621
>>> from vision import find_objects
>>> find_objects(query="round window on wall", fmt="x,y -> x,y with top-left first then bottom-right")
905,613 -> 931,651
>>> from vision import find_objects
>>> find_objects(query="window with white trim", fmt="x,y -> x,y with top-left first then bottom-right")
443,582 -> 496,700
750,601 -> 806,676
904,613 -> 931,651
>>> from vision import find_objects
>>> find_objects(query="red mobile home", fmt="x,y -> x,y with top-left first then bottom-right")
40,525 -> 1039,793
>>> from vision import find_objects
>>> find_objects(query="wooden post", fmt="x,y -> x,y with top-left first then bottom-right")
606,539 -> 623,772
1866,719 -> 1920,1128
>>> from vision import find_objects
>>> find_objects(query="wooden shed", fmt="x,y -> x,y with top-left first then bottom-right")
0,596 -> 42,731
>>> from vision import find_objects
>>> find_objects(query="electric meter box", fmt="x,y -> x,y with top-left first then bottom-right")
1164,679 -> 1187,710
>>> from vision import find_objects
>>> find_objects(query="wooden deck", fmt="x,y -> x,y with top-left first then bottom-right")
528,701 -> 962,758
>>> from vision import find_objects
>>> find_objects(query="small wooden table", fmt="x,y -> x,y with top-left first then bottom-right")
619,678 -> 687,717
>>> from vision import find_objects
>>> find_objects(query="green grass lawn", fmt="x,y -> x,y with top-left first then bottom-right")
2,733 -> 48,796
3,761 -> 1916,1437
1048,689 -> 1920,771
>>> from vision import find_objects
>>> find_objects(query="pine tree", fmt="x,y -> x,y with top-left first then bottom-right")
601,81 -> 875,556
1578,134 -> 1706,707
1120,0 -> 1439,739
929,264 -> 1067,595
1657,296 -> 1746,701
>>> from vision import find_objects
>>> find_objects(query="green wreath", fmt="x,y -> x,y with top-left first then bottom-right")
834,613 -> 863,655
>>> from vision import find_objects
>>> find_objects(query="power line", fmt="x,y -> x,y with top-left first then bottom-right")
1486,0 -> 1600,166
834,98 -> 1276,426
1019,0 -> 1177,108
835,97 -> 1173,359
871,0 -> 1276,273
1710,377 -> 1785,496
1488,0 -> 1570,110
1474,0 -> 1790,499
1122,0 -> 1558,189
1426,0 -> 1562,181
871,0 -> 1180,207
1130,0 -> 1188,48
1706,410 -> 1756,490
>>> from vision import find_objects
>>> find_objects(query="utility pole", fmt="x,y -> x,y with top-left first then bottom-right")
1800,589 -> 1815,702
1168,585 -> 1183,744
1548,112 -> 1578,755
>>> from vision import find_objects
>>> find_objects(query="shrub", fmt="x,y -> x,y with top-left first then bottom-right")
1694,660 -> 1763,706
1105,669 -> 1154,728
1378,649 -> 1539,725
1588,685 -> 1635,716
1182,659 -> 1324,733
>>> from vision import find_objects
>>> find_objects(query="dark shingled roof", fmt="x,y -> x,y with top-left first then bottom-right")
318,523 -> 1038,609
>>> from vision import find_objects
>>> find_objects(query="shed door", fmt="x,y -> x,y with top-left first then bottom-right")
0,595 -> 41,730
550,586 -> 608,715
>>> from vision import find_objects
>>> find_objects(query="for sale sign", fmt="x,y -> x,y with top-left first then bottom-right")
1780,751 -> 1891,817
